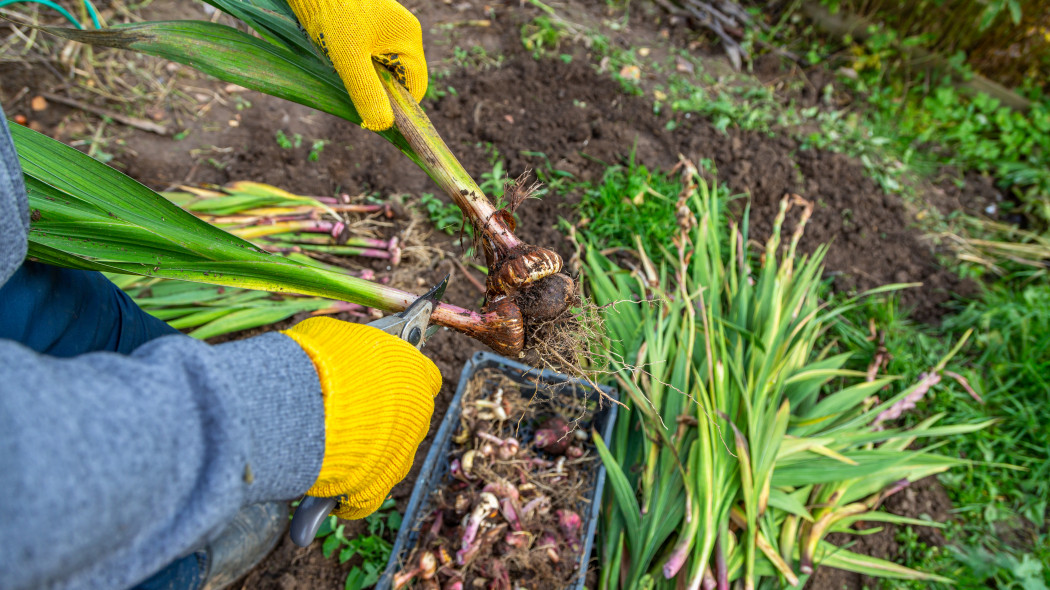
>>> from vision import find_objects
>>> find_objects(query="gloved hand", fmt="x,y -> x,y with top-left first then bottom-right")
287,0 -> 428,131
282,317 -> 441,519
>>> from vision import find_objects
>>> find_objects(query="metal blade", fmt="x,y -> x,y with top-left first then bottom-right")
399,273 -> 450,317
425,272 -> 449,304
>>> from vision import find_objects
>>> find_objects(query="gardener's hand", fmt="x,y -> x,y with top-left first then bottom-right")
287,0 -> 428,131
282,317 -> 441,518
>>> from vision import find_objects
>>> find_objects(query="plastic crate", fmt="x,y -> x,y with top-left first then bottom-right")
377,351 -> 619,590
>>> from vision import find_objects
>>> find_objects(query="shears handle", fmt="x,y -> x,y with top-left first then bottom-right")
289,496 -> 338,546
289,311 -> 391,546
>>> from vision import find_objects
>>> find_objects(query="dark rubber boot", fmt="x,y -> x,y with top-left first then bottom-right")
200,502 -> 289,590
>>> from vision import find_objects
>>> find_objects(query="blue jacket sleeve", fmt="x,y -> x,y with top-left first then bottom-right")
0,333 -> 326,590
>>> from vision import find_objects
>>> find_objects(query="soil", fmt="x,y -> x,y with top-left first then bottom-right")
0,0 -> 985,587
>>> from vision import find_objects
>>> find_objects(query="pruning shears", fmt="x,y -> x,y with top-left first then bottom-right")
288,274 -> 449,547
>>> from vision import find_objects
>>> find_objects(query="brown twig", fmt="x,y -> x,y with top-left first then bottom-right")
40,91 -> 169,135
452,257 -> 488,294
943,370 -> 984,404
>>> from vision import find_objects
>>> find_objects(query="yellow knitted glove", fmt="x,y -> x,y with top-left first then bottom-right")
282,317 -> 441,519
287,0 -> 428,131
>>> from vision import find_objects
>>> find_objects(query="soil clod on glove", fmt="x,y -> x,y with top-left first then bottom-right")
287,0 -> 428,131
282,317 -> 441,519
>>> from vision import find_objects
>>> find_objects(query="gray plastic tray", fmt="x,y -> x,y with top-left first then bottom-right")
377,350 -> 619,589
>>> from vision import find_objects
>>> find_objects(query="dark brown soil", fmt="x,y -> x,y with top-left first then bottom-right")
928,168 -> 1004,218
0,0 -> 982,587
728,143 -> 980,323
420,46 -> 977,322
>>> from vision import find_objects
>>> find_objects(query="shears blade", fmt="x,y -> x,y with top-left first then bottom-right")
402,273 -> 448,316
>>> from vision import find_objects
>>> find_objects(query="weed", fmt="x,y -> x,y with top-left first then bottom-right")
593,38 -> 645,96
275,129 -> 302,150
449,45 -> 504,70
945,545 -> 1048,589
422,69 -> 451,101
423,84 -> 445,101
188,146 -> 233,171
68,120 -> 123,164
418,193 -> 466,236
307,139 -> 328,162
519,149 -> 576,195
520,15 -> 568,58
661,76 -> 779,134
477,145 -> 509,202
417,146 -> 518,240
314,497 -> 401,590
797,108 -> 909,195
575,153 -> 678,254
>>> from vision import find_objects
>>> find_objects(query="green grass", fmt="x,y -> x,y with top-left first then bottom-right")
941,286 -> 1050,525
760,9 -> 1050,228
575,156 -> 680,255
828,288 -> 1050,589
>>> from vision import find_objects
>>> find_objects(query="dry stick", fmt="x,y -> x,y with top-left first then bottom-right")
452,257 -> 488,294
41,91 -> 169,135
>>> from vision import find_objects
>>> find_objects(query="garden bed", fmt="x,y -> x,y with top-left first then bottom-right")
0,0 -> 995,587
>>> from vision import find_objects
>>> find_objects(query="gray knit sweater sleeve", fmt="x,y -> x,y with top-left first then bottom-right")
0,111 -> 326,589
1,107 -> 28,286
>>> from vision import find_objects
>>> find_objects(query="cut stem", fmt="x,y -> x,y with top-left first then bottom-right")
262,244 -> 394,259
232,220 -> 344,240
264,233 -> 396,250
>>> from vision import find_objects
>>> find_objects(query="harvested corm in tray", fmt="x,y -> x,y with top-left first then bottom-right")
377,351 -> 618,590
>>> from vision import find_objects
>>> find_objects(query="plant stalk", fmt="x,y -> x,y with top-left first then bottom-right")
378,64 -> 565,299
378,64 -> 520,253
